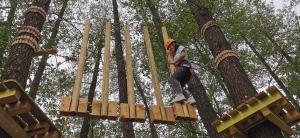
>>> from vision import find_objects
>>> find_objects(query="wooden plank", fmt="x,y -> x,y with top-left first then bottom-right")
100,22 -> 112,116
26,122 -> 49,136
255,92 -> 268,100
107,101 -> 118,120
246,97 -> 258,106
236,102 -> 248,111
227,126 -> 246,138
124,23 -> 136,119
228,109 -> 239,117
220,113 -> 231,121
282,99 -> 295,112
90,100 -> 101,119
150,105 -> 162,124
120,103 -> 129,122
0,88 -> 21,104
182,103 -> 190,118
143,26 -> 166,121
173,102 -> 185,119
187,104 -> 197,121
3,79 -> 61,137
211,119 -> 221,127
70,20 -> 91,112
261,107 -> 294,135
161,26 -> 175,74
0,107 -> 29,138
77,98 -> 88,117
215,89 -> 282,133
7,100 -> 31,116
59,96 -> 71,116
20,112 -> 38,126
165,107 -> 175,125
282,110 -> 300,126
135,104 -> 145,122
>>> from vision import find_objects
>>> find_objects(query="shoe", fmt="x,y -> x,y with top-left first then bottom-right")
171,93 -> 186,103
187,97 -> 196,105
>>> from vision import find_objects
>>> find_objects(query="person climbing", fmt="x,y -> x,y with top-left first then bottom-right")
164,38 -> 196,104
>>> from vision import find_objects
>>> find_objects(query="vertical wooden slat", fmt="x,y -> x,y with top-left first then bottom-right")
100,22 -> 112,116
143,26 -> 167,121
161,27 -> 175,74
70,20 -> 91,112
124,23 -> 135,119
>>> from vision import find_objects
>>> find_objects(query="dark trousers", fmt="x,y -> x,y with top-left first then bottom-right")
170,66 -> 191,97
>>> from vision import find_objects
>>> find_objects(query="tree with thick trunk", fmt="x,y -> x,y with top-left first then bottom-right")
29,0 -> 69,100
80,34 -> 103,138
0,0 -> 51,136
0,0 -> 18,71
112,0 -> 135,137
186,0 -> 284,137
144,0 -> 220,136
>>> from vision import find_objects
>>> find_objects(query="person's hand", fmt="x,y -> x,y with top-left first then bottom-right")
168,58 -> 175,65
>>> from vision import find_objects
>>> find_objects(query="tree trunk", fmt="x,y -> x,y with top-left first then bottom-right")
29,0 -> 69,100
186,0 -> 283,137
0,0 -> 18,71
112,0 -> 135,137
0,0 -> 51,136
144,0 -> 218,136
133,73 -> 158,138
188,73 -> 224,138
80,34 -> 103,138
242,35 -> 300,110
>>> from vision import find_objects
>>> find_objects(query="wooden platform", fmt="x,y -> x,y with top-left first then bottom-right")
60,97 -> 118,120
212,86 -> 300,137
0,79 -> 61,138
120,103 -> 145,122
172,102 -> 197,121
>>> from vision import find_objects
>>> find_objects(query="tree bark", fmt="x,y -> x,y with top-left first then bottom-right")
112,0 -> 135,137
188,73 -> 224,138
186,0 -> 283,137
29,0 -> 69,100
242,35 -> 300,110
133,73 -> 158,138
80,34 -> 103,138
0,0 -> 18,71
0,0 -> 51,136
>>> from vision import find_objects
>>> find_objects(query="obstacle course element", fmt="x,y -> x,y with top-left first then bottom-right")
120,23 -> 145,122
161,26 -> 198,122
90,21 -> 117,120
212,86 -> 300,137
60,20 -> 92,117
143,26 -> 175,124
0,79 -> 61,137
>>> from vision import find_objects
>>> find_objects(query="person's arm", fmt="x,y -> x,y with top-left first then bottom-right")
174,50 -> 187,66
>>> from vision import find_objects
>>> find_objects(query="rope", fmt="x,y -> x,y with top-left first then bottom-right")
201,20 -> 218,36
214,50 -> 238,67
11,35 -> 38,50
24,5 -> 47,20
19,26 -> 41,40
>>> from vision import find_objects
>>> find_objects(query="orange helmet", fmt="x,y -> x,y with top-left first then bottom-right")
164,38 -> 176,49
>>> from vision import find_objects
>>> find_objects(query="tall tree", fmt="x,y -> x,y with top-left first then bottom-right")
29,0 -> 69,100
0,0 -> 18,71
112,0 -> 135,137
80,33 -> 103,138
186,0 -> 284,137
0,0 -> 51,136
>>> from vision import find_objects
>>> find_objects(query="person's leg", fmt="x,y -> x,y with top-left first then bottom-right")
170,67 -> 187,102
